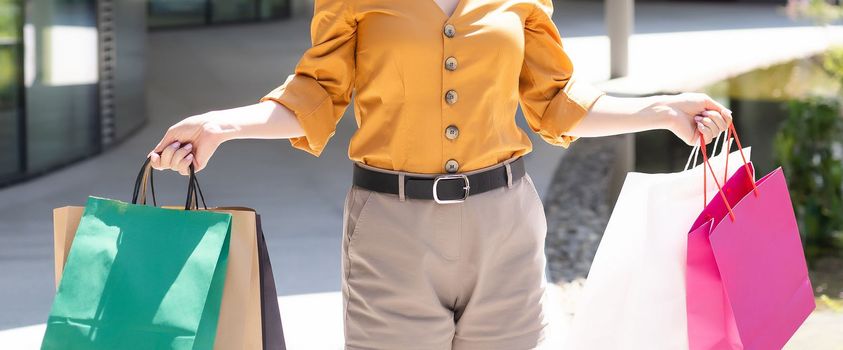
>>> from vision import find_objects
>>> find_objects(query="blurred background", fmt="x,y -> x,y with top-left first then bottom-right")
0,0 -> 841,348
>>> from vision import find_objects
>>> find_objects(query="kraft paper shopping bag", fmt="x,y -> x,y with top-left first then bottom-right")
256,214 -> 287,350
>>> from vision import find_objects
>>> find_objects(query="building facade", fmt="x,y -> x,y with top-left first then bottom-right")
0,0 -> 290,187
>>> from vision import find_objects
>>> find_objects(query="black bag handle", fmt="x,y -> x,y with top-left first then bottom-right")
131,156 -> 208,210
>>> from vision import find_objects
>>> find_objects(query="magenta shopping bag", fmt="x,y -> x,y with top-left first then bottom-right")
686,125 -> 815,350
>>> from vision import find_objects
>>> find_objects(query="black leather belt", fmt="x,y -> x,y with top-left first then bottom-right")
352,157 -> 526,203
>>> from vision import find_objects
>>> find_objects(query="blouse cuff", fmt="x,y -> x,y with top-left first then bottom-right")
259,73 -> 336,157
539,76 -> 607,148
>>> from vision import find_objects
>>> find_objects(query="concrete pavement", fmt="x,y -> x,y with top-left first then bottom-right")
1,289 -> 841,349
0,287 -> 574,349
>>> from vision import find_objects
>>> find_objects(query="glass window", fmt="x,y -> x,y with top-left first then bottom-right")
148,0 -> 206,28
212,0 -> 258,23
0,0 -> 22,181
149,0 -> 289,29
260,0 -> 290,20
24,0 -> 100,173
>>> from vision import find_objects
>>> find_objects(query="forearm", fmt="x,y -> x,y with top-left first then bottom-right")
567,94 -> 674,138
209,101 -> 305,142
208,93 -> 669,142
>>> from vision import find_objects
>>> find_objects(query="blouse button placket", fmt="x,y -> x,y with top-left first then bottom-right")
442,22 -> 460,173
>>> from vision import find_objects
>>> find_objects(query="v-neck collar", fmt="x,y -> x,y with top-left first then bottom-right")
429,0 -> 466,21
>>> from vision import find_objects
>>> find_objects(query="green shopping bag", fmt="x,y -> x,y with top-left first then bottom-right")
42,159 -> 232,350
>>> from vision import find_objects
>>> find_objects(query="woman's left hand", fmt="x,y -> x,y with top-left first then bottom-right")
653,92 -> 733,146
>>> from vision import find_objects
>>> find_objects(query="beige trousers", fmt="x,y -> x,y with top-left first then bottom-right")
340,156 -> 550,350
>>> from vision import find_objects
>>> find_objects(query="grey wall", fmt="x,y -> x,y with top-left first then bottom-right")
290,0 -> 313,17
110,0 -> 148,142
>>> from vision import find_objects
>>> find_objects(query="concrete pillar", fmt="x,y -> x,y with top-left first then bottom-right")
606,0 -> 636,201
291,0 -> 314,17
606,0 -> 633,78
607,134 -> 636,206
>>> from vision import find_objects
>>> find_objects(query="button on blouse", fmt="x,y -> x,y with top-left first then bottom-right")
259,0 -> 606,174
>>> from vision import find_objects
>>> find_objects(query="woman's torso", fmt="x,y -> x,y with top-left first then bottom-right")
349,0 -> 539,174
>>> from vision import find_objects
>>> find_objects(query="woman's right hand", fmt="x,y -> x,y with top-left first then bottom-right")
148,101 -> 305,175
148,112 -> 226,175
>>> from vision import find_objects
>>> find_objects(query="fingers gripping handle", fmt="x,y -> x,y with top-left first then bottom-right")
698,122 -> 759,223
132,157 -> 208,210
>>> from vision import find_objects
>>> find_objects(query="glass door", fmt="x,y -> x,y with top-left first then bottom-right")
24,0 -> 100,173
0,0 -> 23,181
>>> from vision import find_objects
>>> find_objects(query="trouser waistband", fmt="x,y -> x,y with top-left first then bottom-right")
352,156 -> 526,203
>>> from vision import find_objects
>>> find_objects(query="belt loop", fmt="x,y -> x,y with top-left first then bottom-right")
505,163 -> 514,189
398,173 -> 406,201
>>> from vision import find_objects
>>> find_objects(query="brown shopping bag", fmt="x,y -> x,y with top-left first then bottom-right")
256,213 -> 286,350
52,158 -> 286,349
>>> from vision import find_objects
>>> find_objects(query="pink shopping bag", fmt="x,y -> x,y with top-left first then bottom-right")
686,124 -> 815,350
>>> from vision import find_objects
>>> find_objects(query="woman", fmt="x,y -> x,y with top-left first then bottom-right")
149,0 -> 731,348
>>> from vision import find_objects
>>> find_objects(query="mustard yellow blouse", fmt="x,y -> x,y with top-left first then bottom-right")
259,0 -> 606,174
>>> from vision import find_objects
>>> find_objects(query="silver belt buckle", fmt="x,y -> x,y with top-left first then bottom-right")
432,174 -> 470,204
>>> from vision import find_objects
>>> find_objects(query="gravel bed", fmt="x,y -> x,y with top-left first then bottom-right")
543,136 -> 626,286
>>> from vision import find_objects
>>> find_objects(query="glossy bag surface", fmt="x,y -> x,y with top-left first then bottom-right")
686,134 -> 815,350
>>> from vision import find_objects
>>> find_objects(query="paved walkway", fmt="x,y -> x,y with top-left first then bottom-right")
1,289 -> 841,349
1,1 -> 842,348
0,286 -> 575,349
561,1 -> 843,94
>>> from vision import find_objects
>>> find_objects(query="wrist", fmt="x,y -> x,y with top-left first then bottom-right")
197,110 -> 238,144
643,94 -> 678,132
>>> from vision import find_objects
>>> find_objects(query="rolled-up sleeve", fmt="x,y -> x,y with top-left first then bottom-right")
259,0 -> 357,157
518,0 -> 606,148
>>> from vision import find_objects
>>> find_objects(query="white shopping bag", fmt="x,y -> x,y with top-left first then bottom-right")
566,133 -> 751,350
